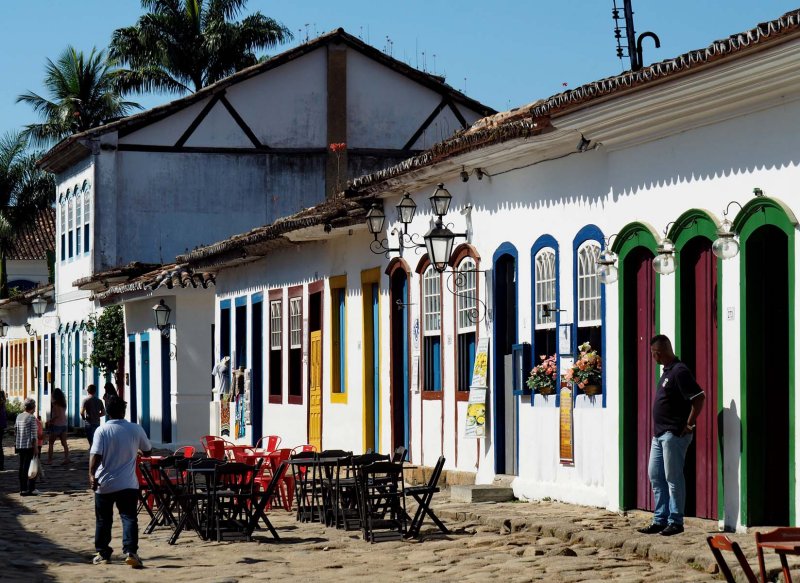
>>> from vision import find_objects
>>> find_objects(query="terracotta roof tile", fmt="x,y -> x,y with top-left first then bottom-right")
8,208 -> 55,261
94,264 -> 216,302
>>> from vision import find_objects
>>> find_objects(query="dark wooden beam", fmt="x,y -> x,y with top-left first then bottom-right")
402,97 -> 448,151
175,93 -> 223,147
219,95 -> 265,148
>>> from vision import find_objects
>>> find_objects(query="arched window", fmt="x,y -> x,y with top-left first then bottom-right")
456,256 -> 477,394
83,182 -> 91,253
67,196 -> 74,258
75,190 -> 83,255
422,264 -> 442,392
59,197 -> 66,261
577,242 -> 601,326
534,247 -> 557,355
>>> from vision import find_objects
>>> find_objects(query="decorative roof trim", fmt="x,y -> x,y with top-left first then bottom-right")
349,8 -> 800,194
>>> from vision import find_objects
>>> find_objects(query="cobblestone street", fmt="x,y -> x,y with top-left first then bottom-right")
0,437 -> 741,582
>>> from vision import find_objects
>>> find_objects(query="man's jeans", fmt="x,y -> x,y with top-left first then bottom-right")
95,489 -> 139,558
85,423 -> 100,446
648,431 -> 693,526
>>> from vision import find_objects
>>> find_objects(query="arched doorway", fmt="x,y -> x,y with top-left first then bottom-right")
670,212 -> 721,521
493,243 -> 518,475
736,198 -> 795,526
387,260 -> 410,454
614,224 -> 659,511
743,227 -> 791,524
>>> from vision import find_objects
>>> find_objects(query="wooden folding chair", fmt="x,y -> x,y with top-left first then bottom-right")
358,461 -> 407,542
405,455 -> 449,538
392,446 -> 407,463
247,461 -> 289,539
754,527 -> 800,583
706,535 -> 758,583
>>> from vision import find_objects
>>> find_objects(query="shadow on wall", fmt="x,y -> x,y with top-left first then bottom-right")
461,103 -> 800,218
719,399 -> 741,532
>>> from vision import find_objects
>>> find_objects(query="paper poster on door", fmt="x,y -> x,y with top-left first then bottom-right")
465,338 -> 490,439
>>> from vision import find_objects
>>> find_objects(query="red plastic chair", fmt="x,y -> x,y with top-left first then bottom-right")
269,448 -> 294,511
255,435 -> 282,453
174,446 -> 195,458
206,440 -> 226,460
200,435 -> 221,454
291,444 -> 317,455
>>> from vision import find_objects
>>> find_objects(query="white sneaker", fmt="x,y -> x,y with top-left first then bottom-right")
29,489 -> 42,495
92,553 -> 110,565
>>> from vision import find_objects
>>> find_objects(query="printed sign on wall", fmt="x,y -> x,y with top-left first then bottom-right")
559,381 -> 574,465
465,338 -> 490,439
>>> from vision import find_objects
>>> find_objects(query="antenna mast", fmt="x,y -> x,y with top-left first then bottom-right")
612,0 -> 660,71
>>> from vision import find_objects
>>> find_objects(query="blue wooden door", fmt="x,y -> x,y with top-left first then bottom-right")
372,283 -> 380,450
128,335 -> 137,423
160,335 -> 172,443
140,335 -> 151,437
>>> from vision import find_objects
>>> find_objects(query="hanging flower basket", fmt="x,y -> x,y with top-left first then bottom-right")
526,354 -> 558,396
563,342 -> 603,396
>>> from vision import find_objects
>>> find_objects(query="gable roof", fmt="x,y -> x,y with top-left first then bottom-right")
8,208 -> 55,261
39,28 -> 496,173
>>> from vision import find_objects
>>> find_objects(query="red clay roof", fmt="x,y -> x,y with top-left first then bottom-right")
8,208 -> 55,261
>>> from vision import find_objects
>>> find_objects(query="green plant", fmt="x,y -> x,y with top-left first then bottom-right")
87,305 -> 124,379
6,398 -> 23,426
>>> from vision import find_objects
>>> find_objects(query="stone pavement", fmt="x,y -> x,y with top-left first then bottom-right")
0,435 -> 785,582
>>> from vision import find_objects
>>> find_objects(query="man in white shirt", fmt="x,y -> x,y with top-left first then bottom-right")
88,396 -> 151,568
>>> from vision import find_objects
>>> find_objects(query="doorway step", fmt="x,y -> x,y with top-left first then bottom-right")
451,484 -> 516,503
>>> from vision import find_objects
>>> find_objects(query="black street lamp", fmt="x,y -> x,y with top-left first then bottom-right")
424,217 -> 457,273
429,183 -> 452,217
153,299 -> 172,336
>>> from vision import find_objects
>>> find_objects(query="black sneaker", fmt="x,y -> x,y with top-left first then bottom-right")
660,524 -> 684,536
637,523 -> 666,534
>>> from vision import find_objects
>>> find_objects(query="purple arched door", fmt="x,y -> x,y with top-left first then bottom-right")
680,237 -> 718,519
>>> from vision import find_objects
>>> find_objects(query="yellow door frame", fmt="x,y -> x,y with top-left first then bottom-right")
361,268 -> 381,452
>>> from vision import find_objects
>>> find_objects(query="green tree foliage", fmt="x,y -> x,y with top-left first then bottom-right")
0,132 -> 55,298
88,306 -> 125,379
109,0 -> 292,94
17,46 -> 140,147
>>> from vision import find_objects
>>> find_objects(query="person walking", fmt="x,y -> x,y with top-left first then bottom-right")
14,398 -> 39,496
46,388 -> 71,465
88,395 -> 151,568
0,390 -> 7,471
101,383 -> 118,420
638,335 -> 705,536
81,385 -> 106,446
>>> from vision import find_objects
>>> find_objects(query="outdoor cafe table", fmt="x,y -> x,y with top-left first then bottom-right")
756,537 -> 800,582
288,457 -> 344,524
168,464 -> 219,544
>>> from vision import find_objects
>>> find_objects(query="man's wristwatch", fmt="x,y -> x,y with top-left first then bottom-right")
686,423 -> 696,431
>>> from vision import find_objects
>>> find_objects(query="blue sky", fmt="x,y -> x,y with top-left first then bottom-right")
2,1 -> 798,141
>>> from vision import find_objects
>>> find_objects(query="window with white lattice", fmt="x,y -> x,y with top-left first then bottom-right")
535,248 -> 557,329
577,242 -> 601,326
456,257 -> 477,392
289,297 -> 302,349
270,300 -> 282,349
422,265 -> 442,391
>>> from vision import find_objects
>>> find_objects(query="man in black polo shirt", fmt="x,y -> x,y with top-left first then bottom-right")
637,335 -> 705,536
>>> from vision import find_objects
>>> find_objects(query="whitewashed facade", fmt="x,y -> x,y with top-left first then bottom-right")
43,30 -> 491,444
178,11 -> 800,531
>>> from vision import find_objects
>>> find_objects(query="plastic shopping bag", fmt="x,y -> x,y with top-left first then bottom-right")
28,456 -> 41,480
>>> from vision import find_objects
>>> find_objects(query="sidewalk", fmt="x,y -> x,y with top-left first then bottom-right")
433,496 -> 793,581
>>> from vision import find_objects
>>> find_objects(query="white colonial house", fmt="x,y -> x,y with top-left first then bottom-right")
163,9 -> 800,531
41,29 -> 492,444
0,209 -> 58,414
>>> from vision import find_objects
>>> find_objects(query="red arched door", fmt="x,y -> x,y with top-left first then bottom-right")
679,237 -> 718,520
622,247 -> 656,511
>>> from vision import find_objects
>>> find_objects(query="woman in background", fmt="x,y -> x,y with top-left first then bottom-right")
47,388 -> 70,465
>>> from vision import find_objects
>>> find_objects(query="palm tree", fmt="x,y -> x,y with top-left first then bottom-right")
0,132 -> 56,298
17,46 -> 140,148
109,0 -> 292,94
